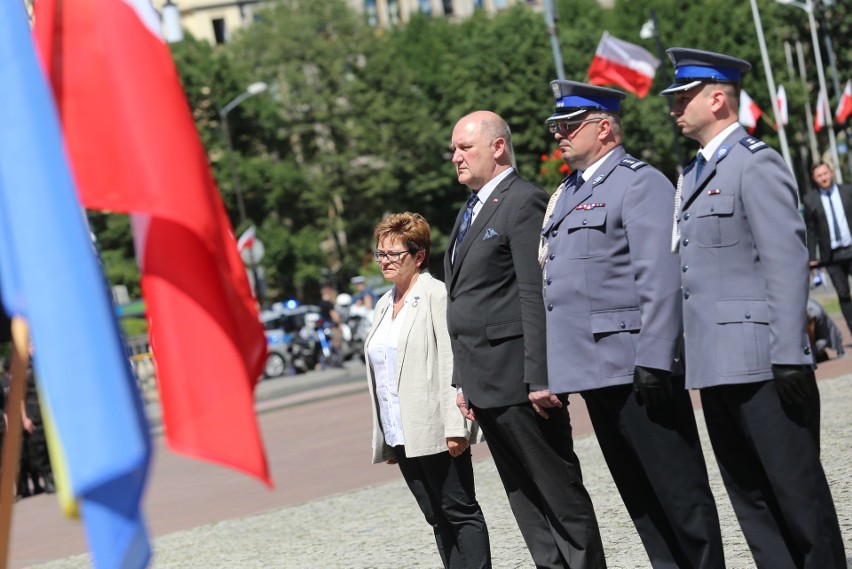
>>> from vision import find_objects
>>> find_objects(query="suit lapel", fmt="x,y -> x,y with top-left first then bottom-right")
681,126 -> 744,210
547,147 -> 625,230
448,172 -> 517,290
394,273 -> 428,387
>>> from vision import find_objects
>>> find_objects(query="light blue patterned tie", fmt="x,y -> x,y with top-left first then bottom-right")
455,193 -> 479,246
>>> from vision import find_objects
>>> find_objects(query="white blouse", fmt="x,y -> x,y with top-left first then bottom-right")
366,292 -> 411,448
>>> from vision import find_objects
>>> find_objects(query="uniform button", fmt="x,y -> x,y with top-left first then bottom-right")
582,219 -> 588,225
683,290 -> 690,299
452,333 -> 458,340
546,277 -> 552,285
619,321 -> 626,329
682,265 -> 689,272
804,346 -> 811,355
683,212 -> 690,220
682,238 -> 689,247
547,304 -> 554,312
745,312 -> 751,319
551,230 -> 558,237
710,206 -> 715,212
549,253 -> 555,260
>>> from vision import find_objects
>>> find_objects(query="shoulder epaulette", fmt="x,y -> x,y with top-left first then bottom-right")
619,156 -> 648,171
739,136 -> 768,153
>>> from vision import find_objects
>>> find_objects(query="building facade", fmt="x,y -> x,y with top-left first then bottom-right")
152,0 -> 545,45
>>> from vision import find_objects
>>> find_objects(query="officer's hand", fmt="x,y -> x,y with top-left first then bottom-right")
528,389 -> 562,419
456,392 -> 475,422
633,366 -> 673,409
772,364 -> 813,405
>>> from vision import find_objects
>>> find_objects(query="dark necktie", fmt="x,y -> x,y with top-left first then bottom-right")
572,170 -> 585,193
826,190 -> 844,246
694,153 -> 707,181
456,193 -> 479,247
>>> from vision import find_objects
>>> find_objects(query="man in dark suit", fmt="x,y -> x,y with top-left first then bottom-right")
445,110 -> 605,569
662,48 -> 844,569
535,80 -> 724,569
803,161 -> 852,336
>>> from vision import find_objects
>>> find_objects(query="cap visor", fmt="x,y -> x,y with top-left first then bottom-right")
546,109 -> 588,122
660,80 -> 705,96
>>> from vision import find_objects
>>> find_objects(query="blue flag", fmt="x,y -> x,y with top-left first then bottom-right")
0,2 -> 151,568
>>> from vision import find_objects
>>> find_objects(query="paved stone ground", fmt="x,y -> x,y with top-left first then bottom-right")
32,375 -> 852,568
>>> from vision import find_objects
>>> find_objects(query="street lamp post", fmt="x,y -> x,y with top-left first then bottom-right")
775,0 -> 844,182
219,81 -> 268,303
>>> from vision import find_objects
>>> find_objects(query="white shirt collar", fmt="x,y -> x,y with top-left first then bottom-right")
474,167 -> 514,205
580,148 -> 618,183
699,122 -> 740,162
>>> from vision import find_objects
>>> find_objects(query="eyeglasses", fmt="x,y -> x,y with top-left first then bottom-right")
372,250 -> 412,262
547,117 -> 603,135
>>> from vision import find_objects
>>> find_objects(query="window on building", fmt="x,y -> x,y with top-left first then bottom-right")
364,0 -> 378,27
388,0 -> 400,24
212,18 -> 227,44
442,0 -> 454,15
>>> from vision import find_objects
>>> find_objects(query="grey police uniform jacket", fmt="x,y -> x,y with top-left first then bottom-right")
541,146 -> 683,393
675,125 -> 813,389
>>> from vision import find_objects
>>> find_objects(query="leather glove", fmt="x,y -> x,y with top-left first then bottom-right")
633,366 -> 673,409
772,364 -> 813,405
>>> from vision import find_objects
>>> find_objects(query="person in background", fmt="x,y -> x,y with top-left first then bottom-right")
365,212 -> 491,569
351,275 -> 375,310
536,80 -> 724,568
802,161 -> 852,336
318,284 -> 343,367
806,297 -> 845,362
662,47 -> 844,568
445,110 -> 605,568
17,361 -> 55,498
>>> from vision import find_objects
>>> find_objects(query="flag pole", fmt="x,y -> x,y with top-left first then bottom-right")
542,0 -> 565,80
749,0 -> 795,176
647,9 -> 687,168
0,318 -> 31,569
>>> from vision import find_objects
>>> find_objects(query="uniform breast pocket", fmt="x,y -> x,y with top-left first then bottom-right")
565,210 -> 607,259
695,195 -> 739,248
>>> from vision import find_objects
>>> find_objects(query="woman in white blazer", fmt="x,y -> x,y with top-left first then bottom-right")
365,212 -> 490,569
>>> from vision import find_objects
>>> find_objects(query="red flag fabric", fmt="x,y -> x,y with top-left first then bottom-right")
34,0 -> 271,486
815,89 -> 828,132
587,31 -> 660,98
836,79 -> 852,125
776,84 -> 788,127
738,89 -> 762,135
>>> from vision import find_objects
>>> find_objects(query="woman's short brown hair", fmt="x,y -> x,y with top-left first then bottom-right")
374,212 -> 432,268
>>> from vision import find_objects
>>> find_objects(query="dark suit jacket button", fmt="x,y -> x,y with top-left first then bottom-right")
683,212 -> 690,220
449,295 -> 455,302
452,333 -> 458,340
547,304 -> 553,312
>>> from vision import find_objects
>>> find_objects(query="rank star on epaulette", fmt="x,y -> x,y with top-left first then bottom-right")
619,157 -> 647,170
576,203 -> 605,210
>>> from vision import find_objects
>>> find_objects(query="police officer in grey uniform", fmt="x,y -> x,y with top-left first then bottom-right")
532,81 -> 724,569
662,48 -> 845,569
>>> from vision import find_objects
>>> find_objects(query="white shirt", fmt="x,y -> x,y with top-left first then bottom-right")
366,292 -> 411,447
819,184 -> 852,250
698,122 -> 741,163
580,148 -> 618,184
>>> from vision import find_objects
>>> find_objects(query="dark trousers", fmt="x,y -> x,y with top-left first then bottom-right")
583,380 -> 724,569
826,245 -> 852,334
473,400 -> 606,569
395,446 -> 491,569
701,378 -> 845,569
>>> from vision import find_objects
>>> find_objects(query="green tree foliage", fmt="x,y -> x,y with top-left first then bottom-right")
92,0 -> 849,304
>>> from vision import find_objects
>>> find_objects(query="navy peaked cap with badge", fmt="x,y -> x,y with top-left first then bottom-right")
546,80 -> 627,123
659,48 -> 751,95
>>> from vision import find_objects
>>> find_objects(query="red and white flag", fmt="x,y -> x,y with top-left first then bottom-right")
739,89 -> 763,134
35,0 -> 271,486
836,79 -> 852,125
776,84 -> 788,126
237,225 -> 257,252
587,31 -> 660,99
815,89 -> 829,132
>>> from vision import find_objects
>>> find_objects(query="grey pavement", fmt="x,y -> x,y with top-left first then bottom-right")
30,370 -> 852,568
